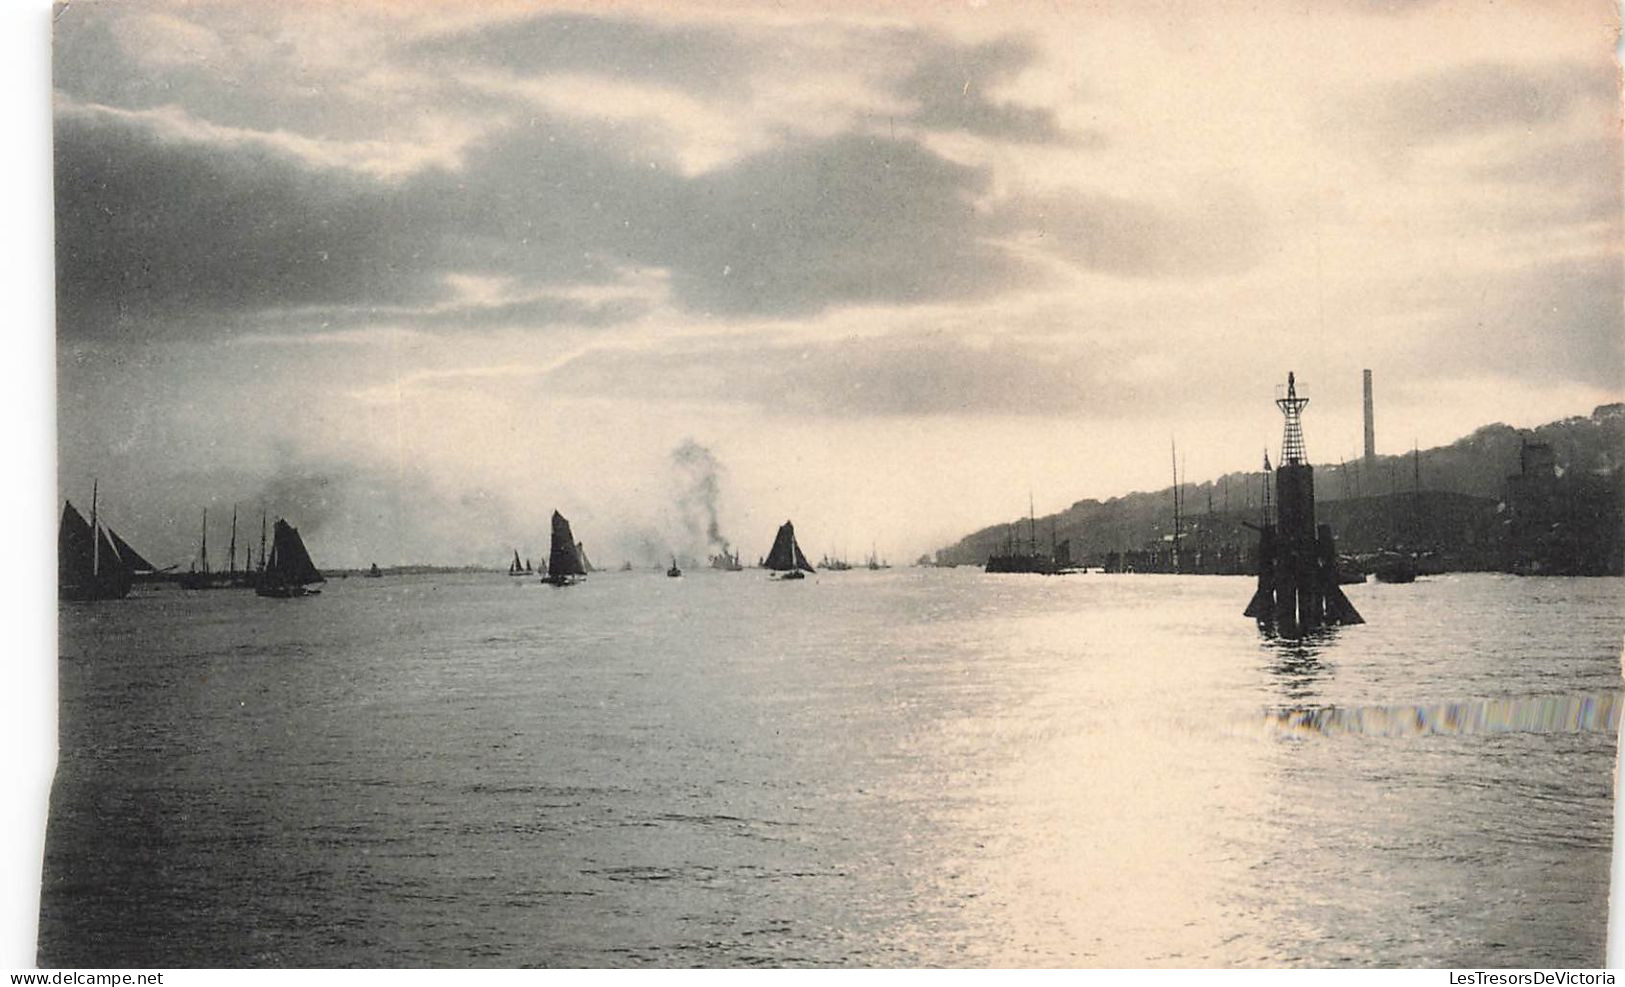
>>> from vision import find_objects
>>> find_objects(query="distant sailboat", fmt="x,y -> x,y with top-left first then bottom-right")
255,519 -> 326,598
508,549 -> 528,577
543,511 -> 588,586
576,542 -> 595,573
58,483 -> 156,601
667,556 -> 682,578
179,507 -> 228,589
366,563 -> 383,578
763,520 -> 815,580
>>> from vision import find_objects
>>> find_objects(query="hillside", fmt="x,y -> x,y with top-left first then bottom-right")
936,403 -> 1625,574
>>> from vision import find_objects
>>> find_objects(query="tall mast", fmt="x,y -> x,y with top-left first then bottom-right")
201,508 -> 209,574
1413,441 -> 1421,492
1027,491 -> 1036,556
1170,439 -> 1181,571
228,505 -> 238,575
260,509 -> 268,572
90,479 -> 99,577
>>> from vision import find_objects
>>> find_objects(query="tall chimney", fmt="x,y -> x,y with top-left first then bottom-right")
1362,369 -> 1375,465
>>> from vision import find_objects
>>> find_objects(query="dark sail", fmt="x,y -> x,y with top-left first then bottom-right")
510,550 -> 523,575
58,502 -> 94,588
549,511 -> 587,577
263,520 -> 324,587
58,499 -> 140,600
108,527 -> 156,573
764,521 -> 815,572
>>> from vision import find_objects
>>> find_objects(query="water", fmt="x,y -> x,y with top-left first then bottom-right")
40,571 -> 1623,967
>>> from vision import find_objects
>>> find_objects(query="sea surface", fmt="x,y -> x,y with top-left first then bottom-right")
40,570 -> 1624,967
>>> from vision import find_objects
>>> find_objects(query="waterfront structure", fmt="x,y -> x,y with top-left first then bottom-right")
1244,373 -> 1364,634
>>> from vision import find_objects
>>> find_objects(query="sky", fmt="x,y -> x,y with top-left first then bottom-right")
52,0 -> 1624,569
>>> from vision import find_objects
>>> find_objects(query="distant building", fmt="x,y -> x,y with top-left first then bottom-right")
1503,437 -> 1622,575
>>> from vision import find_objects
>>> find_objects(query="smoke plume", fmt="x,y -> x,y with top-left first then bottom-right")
672,439 -> 730,558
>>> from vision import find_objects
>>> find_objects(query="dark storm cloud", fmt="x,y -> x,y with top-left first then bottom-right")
54,108 -> 431,339
396,125 -> 1028,317
897,36 -> 1066,144
1359,59 -> 1616,144
53,8 -> 1251,340
57,98 -> 1033,335
671,135 -> 1026,314
407,11 -> 752,97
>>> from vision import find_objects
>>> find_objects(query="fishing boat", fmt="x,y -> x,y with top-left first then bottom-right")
543,511 -> 588,586
667,557 -> 682,578
507,550 -> 532,577
255,519 -> 326,598
366,563 -> 383,578
576,542 -> 595,573
1372,553 -> 1417,584
763,520 -> 815,580
58,483 -> 157,601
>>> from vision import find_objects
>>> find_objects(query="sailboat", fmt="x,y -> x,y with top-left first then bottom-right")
179,508 -> 228,589
667,556 -> 682,578
576,542 -> 595,573
255,519 -> 326,598
543,511 -> 588,586
507,549 -> 531,577
58,483 -> 157,601
763,520 -> 815,580
366,563 -> 383,578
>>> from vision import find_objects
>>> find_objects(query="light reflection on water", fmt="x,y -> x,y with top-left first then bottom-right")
41,570 -> 1622,967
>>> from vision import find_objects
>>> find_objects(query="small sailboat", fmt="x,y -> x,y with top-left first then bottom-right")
58,482 -> 157,601
543,511 -> 588,586
255,519 -> 326,598
576,541 -> 595,573
508,549 -> 528,577
667,556 -> 682,578
764,520 -> 815,580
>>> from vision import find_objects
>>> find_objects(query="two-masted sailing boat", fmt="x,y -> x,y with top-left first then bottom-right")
180,506 -> 248,589
763,520 -> 815,580
507,550 -> 534,577
58,482 -> 158,600
543,511 -> 588,586
255,519 -> 325,598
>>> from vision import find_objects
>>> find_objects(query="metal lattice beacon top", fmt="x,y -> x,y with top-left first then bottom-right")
1276,372 -> 1310,466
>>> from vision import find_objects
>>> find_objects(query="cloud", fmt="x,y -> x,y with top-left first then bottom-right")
54,108 -> 431,340
896,36 -> 1065,144
1415,255 -> 1624,389
1001,185 -> 1267,279
1357,59 -> 1616,146
407,10 -> 753,98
